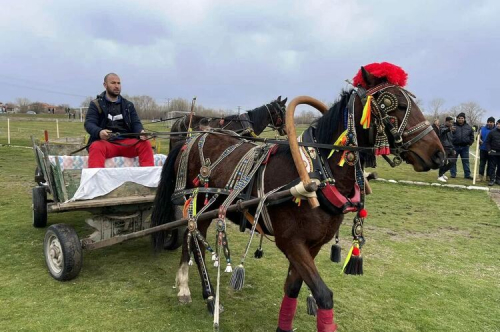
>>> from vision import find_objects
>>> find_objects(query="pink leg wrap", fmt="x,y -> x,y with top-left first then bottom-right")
317,309 -> 337,332
278,295 -> 297,331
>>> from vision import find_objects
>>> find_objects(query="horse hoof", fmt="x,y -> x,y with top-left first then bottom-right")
178,295 -> 192,304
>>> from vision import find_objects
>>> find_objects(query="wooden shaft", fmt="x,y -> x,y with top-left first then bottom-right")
473,132 -> 480,185
286,96 -> 328,209
82,182 -> 317,251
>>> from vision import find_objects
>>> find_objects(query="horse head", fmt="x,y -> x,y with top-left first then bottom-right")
267,96 -> 288,136
353,64 -> 445,171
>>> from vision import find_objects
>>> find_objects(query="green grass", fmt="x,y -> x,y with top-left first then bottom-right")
0,118 -> 499,331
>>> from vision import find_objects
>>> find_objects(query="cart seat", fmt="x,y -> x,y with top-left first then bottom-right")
48,154 -> 167,170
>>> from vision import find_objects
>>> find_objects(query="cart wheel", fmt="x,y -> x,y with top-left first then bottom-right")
32,186 -> 47,228
44,224 -> 83,281
35,166 -> 45,185
163,226 -> 187,250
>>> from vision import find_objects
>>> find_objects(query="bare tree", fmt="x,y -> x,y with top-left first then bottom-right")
29,102 -> 45,114
449,102 -> 486,126
16,97 -> 31,113
80,96 -> 93,108
429,98 -> 445,120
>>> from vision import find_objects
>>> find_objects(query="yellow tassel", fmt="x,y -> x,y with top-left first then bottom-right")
341,245 -> 354,274
360,95 -> 372,129
338,151 -> 347,166
328,129 -> 348,159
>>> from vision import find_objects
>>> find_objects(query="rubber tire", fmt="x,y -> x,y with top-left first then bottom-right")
32,186 -> 48,228
163,226 -> 187,250
44,224 -> 83,281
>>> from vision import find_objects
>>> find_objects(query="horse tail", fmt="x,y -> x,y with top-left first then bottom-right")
151,143 -> 183,251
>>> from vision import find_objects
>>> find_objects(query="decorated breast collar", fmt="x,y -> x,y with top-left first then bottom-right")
298,122 -> 364,215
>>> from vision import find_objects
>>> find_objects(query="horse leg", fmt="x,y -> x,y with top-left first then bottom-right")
175,228 -> 191,303
279,243 -> 337,332
276,264 -> 303,332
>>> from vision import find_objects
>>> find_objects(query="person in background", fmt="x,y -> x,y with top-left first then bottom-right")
485,120 -> 500,186
450,112 -> 474,179
478,117 -> 495,182
84,73 -> 154,168
437,117 -> 456,182
432,119 -> 440,136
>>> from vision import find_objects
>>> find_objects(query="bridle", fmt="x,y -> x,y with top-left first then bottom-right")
355,83 -> 433,166
264,101 -> 286,133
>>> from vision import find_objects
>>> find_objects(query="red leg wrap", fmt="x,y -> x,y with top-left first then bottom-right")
278,295 -> 297,331
317,309 -> 337,332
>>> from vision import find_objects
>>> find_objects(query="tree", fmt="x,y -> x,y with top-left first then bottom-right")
29,102 -> 45,114
16,98 -> 31,113
80,96 -> 93,108
429,98 -> 445,120
449,102 -> 486,126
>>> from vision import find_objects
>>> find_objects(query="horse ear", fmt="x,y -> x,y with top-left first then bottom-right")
277,96 -> 282,102
282,97 -> 287,104
361,66 -> 376,87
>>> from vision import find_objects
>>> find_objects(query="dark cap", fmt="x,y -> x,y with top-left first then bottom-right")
488,117 -> 495,123
497,119 -> 500,124
457,112 -> 466,119
445,116 -> 453,121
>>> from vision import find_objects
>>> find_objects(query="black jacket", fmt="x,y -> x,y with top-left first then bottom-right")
485,128 -> 500,151
452,121 -> 474,147
84,92 -> 144,147
438,125 -> 454,149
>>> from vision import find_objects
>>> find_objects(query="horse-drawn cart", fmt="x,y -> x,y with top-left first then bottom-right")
31,136 -> 185,281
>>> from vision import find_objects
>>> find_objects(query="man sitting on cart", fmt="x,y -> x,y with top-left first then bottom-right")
84,73 -> 154,168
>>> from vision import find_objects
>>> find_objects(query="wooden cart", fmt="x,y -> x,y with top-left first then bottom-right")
31,137 -> 185,281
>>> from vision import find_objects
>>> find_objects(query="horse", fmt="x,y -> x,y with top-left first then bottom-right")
168,96 -> 287,150
151,64 -> 445,331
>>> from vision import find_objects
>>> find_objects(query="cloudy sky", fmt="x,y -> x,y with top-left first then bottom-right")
0,0 -> 499,120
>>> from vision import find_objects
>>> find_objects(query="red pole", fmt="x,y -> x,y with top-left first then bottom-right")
44,130 -> 49,142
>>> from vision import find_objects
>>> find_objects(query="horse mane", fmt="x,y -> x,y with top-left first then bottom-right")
315,89 -> 352,145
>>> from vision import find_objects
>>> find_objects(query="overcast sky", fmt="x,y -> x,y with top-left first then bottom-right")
0,0 -> 499,120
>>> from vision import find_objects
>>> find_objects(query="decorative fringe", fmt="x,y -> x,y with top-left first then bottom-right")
224,263 -> 233,273
360,95 -> 372,129
328,129 -> 348,159
254,247 -> 264,259
206,296 -> 215,315
330,244 -> 342,263
342,242 -> 363,275
306,294 -> 318,316
338,151 -> 347,167
229,264 -> 245,291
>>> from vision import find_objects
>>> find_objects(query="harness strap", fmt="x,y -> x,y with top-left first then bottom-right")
92,99 -> 103,114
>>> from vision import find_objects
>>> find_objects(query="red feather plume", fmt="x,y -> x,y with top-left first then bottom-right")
352,62 -> 408,88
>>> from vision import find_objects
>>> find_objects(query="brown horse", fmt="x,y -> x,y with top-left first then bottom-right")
168,96 -> 287,150
151,65 -> 444,331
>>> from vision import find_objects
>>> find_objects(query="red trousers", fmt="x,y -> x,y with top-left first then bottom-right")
88,138 -> 154,168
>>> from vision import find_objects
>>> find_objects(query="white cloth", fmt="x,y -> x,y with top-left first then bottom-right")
69,166 -> 162,201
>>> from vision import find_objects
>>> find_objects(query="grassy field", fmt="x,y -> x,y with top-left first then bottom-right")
0,116 -> 499,331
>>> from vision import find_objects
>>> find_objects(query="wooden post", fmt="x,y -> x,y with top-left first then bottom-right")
56,119 -> 60,138
7,118 -> 10,145
472,132 -> 480,185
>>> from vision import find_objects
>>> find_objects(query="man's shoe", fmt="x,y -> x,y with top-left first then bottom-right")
478,175 -> 483,182
443,175 -> 449,180
450,175 -> 456,178
489,180 -> 495,186
465,176 -> 473,180
437,176 -> 447,183
496,179 -> 500,185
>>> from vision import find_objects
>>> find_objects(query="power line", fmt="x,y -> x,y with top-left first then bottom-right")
0,80 -> 88,98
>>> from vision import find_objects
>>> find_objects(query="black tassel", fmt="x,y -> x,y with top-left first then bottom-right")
207,296 -> 215,315
254,247 -> 264,258
330,244 -> 341,263
229,264 -> 245,291
343,255 -> 363,275
306,294 -> 318,316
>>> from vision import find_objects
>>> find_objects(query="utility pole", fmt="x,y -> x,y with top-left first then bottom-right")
237,106 -> 241,116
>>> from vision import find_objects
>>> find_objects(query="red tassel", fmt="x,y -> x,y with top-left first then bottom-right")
192,177 -> 200,186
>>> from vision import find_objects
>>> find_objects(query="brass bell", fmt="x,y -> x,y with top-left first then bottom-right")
383,98 -> 392,106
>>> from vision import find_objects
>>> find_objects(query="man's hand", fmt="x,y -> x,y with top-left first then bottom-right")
140,130 -> 147,140
99,129 -> 112,140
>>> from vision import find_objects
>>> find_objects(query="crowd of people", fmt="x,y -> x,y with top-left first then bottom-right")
433,113 -> 500,186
